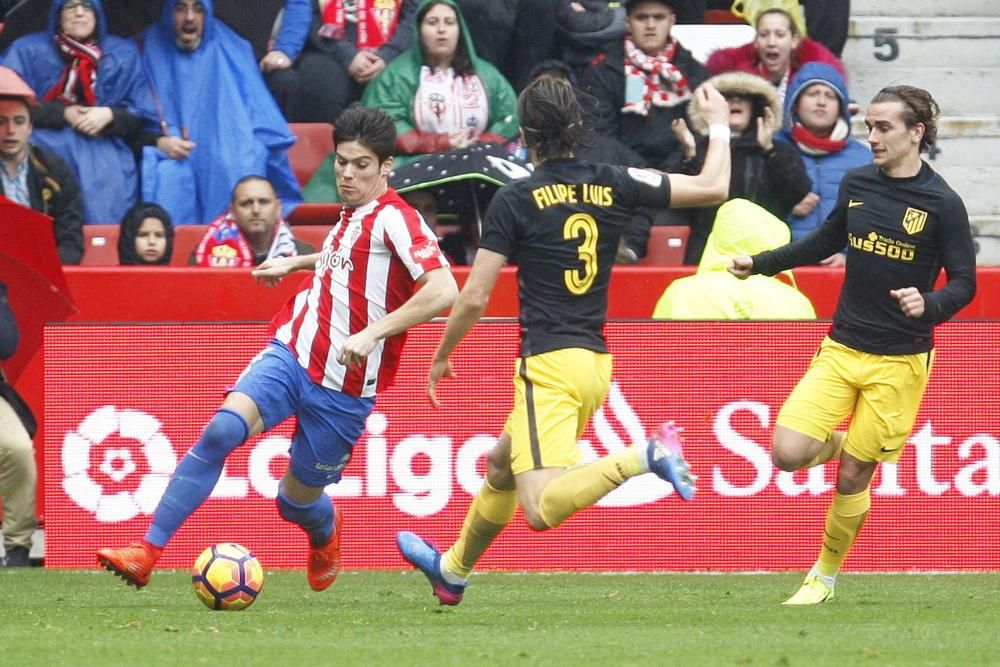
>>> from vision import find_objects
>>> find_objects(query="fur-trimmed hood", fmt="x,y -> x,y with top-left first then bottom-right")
687,71 -> 782,135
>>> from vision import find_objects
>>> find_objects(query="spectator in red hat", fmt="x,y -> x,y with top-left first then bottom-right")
0,67 -> 83,264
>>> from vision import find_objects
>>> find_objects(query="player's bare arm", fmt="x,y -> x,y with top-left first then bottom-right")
338,267 -> 458,369
667,82 -> 733,208
251,253 -> 322,287
890,287 -> 926,318
427,249 -> 506,407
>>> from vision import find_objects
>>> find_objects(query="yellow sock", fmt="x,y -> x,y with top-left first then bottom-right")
442,479 -> 517,578
538,449 -> 645,529
806,431 -> 845,468
815,487 -> 871,577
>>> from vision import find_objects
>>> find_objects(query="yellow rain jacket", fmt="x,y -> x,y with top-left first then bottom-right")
652,198 -> 816,320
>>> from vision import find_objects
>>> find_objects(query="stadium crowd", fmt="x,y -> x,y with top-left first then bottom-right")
0,0 -> 855,271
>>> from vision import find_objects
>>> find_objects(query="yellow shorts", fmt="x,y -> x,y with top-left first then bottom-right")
504,348 -> 613,475
777,336 -> 934,463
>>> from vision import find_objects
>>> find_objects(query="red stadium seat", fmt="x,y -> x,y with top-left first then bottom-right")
288,202 -> 343,226
637,225 -> 690,266
287,122 -> 335,187
292,225 -> 332,251
81,224 -> 120,265
172,224 -> 209,265
83,224 -> 210,265
704,9 -> 744,24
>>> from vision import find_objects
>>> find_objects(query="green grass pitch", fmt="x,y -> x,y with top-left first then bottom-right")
2,569 -> 997,666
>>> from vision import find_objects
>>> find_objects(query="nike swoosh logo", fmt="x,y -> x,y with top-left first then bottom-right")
849,200 -> 864,208
879,446 -> 900,453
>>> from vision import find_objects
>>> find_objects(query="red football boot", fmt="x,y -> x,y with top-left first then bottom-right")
307,505 -> 343,592
97,541 -> 163,589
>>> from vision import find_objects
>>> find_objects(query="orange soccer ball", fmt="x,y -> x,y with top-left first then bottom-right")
191,543 -> 264,611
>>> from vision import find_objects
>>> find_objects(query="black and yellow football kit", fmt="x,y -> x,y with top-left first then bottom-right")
753,162 -> 976,356
754,161 -> 976,462
479,158 -> 671,473
751,161 -> 977,582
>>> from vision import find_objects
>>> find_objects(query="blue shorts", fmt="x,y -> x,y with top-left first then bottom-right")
233,340 -> 375,487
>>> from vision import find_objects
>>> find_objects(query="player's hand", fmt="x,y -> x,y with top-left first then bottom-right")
727,255 -> 753,279
427,356 -> 456,409
695,82 -> 729,127
337,330 -> 377,369
890,287 -> 925,318
819,252 -> 846,267
251,256 -> 298,287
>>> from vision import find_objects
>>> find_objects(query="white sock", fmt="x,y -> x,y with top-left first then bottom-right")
634,440 -> 651,474
808,565 -> 836,589
439,560 -> 468,586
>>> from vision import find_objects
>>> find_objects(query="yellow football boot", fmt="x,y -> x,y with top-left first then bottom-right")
782,574 -> 835,605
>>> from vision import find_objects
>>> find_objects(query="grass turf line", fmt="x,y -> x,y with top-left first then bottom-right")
1,570 -> 997,666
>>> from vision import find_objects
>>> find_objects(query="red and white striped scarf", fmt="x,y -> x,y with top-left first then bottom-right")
45,32 -> 102,106
622,36 -> 691,116
318,0 -> 401,49
194,210 -> 298,268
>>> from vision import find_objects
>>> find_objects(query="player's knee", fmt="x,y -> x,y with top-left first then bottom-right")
771,430 -> 810,471
524,499 -> 560,532
486,452 -> 514,491
770,446 -> 801,472
193,409 -> 250,464
524,510 -> 553,532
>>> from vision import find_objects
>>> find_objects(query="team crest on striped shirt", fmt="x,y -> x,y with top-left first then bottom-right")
901,207 -> 928,235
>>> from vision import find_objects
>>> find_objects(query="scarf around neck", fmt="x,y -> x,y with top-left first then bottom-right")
194,210 -> 299,267
414,66 -> 489,135
622,36 -> 691,116
45,32 -> 102,105
791,117 -> 849,156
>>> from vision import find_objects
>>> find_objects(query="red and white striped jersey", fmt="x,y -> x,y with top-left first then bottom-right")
271,189 -> 448,397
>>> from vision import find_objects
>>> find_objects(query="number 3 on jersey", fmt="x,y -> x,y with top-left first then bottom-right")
563,213 -> 598,294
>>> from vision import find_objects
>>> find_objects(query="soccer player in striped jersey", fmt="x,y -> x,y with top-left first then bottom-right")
396,75 -> 733,605
729,85 -> 976,604
97,106 -> 458,591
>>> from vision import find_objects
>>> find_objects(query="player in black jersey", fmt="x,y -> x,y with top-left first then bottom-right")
729,85 -> 977,605
395,74 -> 733,605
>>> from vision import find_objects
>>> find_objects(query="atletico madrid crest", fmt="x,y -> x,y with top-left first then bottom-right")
902,207 -> 928,235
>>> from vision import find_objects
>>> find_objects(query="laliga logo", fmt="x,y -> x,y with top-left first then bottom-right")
62,406 -> 177,523
587,382 -> 675,506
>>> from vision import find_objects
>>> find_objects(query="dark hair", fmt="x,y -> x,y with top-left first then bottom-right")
118,202 -> 174,265
333,105 -> 397,163
230,174 -> 276,203
625,0 -> 679,16
417,0 -> 474,77
870,85 -> 940,153
517,75 -> 584,162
